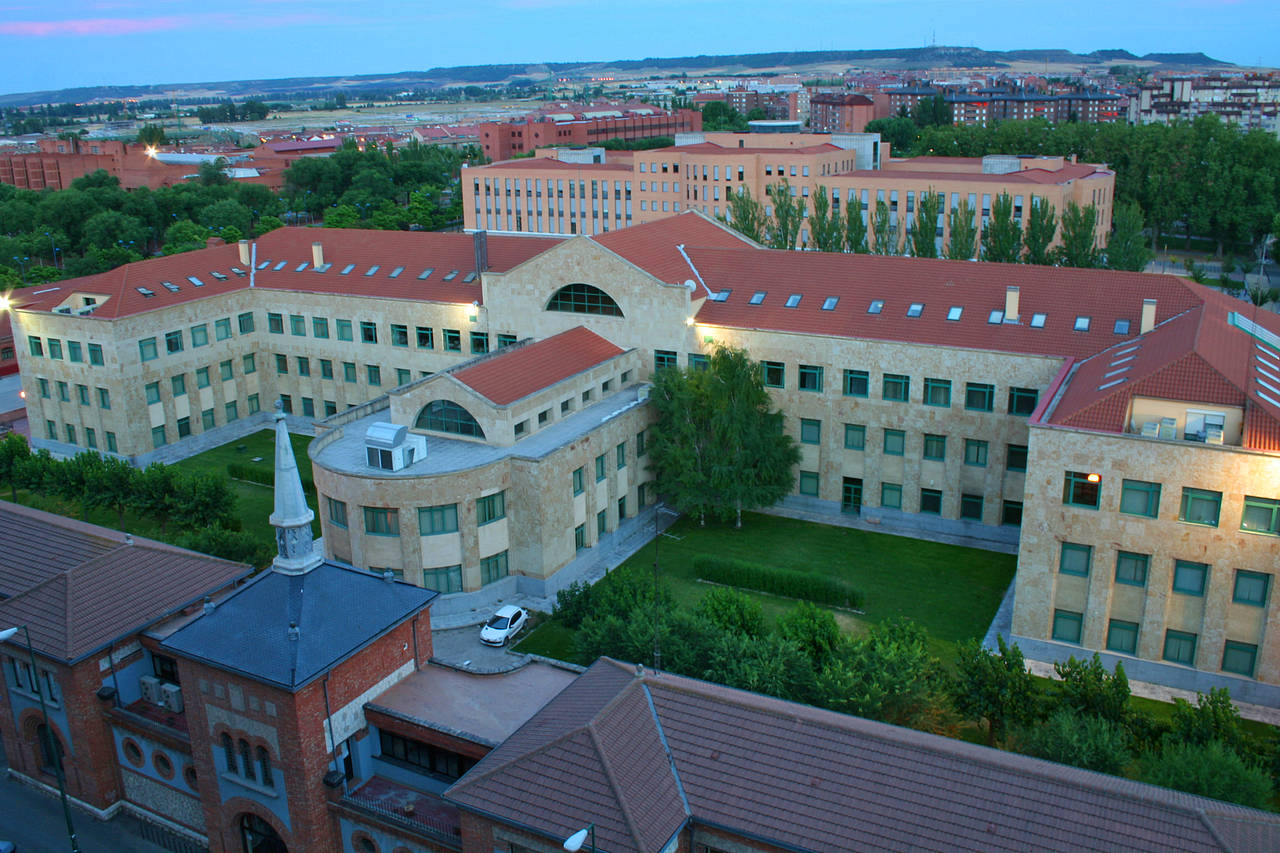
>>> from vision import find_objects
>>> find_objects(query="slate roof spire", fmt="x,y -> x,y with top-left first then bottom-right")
268,404 -> 322,575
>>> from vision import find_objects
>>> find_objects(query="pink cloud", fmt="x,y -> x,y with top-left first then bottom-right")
0,15 -> 189,36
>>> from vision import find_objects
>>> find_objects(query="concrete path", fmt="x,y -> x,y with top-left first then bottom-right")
430,625 -> 529,673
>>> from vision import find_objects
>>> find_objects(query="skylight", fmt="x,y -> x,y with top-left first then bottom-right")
362,265 -> 379,277
340,264 -> 356,275
947,306 -> 962,321
186,276 -> 204,287
295,262 -> 309,272
314,263 -> 331,273
162,281 -> 180,293
1074,316 -> 1091,332
1114,344 -> 1140,356
443,270 -> 459,281
230,267 -> 247,277
749,291 -> 766,305
1114,319 -> 1131,335
136,287 -> 155,297
822,296 -> 839,311
256,261 -> 270,270
711,289 -> 731,302
867,300 -> 884,314
785,294 -> 801,308
988,310 -> 1004,324
389,266 -> 405,279
1103,366 -> 1130,378
1030,313 -> 1046,328
272,261 -> 287,271
463,272 -> 478,283
1098,378 -> 1128,391
906,303 -> 923,317
210,271 -> 228,281
418,267 -> 435,280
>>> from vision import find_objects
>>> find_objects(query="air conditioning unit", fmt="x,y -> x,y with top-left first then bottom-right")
160,682 -> 184,713
140,675 -> 162,704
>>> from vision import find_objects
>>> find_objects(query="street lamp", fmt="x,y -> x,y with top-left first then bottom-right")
10,256 -> 28,286
563,823 -> 596,853
0,625 -> 82,853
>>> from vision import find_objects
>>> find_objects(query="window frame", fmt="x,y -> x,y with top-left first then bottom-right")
883,428 -> 905,456
882,373 -> 910,402
1119,479 -> 1161,518
1179,487 -> 1222,527
1115,551 -> 1149,587
476,491 -> 506,526
1172,559 -> 1208,596
1059,542 -> 1092,577
1062,471 -> 1101,509
965,382 -> 995,412
923,378 -> 951,407
842,369 -> 869,397
798,364 -> 824,392
1241,496 -> 1280,535
1232,570 -> 1270,607
1052,609 -> 1083,644
922,433 -> 946,461
761,361 -> 785,389
1163,629 -> 1198,666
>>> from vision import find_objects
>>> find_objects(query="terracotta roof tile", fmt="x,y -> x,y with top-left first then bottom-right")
450,326 -> 625,406
592,211 -> 758,284
12,228 -> 562,320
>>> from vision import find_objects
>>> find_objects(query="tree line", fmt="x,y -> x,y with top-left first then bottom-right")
0,433 -> 270,566
865,114 -> 1280,258
556,571 -> 1278,809
721,178 -> 1146,270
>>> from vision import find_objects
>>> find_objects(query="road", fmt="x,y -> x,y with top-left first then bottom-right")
0,770 -> 171,853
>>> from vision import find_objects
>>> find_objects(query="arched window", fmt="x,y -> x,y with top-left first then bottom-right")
415,400 -> 485,439
257,746 -> 273,788
239,739 -> 256,782
36,723 -> 62,774
546,283 -> 623,317
221,733 -> 236,773
239,813 -> 287,853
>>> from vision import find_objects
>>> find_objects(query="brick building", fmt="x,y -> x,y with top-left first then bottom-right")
808,92 -> 876,133
473,109 -> 701,162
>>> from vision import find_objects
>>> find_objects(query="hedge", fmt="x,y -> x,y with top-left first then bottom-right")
692,554 -> 863,610
226,462 -> 314,495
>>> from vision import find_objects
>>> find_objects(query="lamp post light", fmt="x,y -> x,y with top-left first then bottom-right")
0,625 -> 82,853
10,256 -> 28,286
563,823 -> 596,853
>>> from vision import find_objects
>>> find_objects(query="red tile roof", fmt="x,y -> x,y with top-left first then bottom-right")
13,228 -> 562,319
841,163 -> 1108,185
687,246 -> 1203,360
593,210 -> 758,284
674,141 -> 841,156
451,326 -> 625,405
487,157 -> 632,172
0,501 -> 252,663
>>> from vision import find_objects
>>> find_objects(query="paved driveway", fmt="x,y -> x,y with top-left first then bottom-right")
431,625 -> 528,673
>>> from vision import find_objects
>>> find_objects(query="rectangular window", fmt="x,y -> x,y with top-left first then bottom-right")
597,508 -> 607,536
655,350 -> 677,372
416,327 -> 434,349
1052,610 -> 1083,644
300,357 -> 315,377
1180,487 -> 1221,526
267,313 -> 284,334
97,387 -> 110,409
163,331 -> 182,354
1008,387 -> 1039,415
29,336 -> 44,357
419,504 -> 459,535
636,429 -> 646,457
67,340 -> 83,362
469,332 -> 489,354
363,507 -> 400,536
312,317 -> 330,338
477,491 -> 506,525
575,524 -> 586,551
145,382 -> 161,404
960,493 -> 983,520
327,497 -> 348,528
55,381 -> 68,402
76,384 -> 89,405
799,471 -> 820,496
247,394 -> 260,414
480,551 -> 509,585
88,343 -> 104,365
1115,551 -> 1149,586
390,324 -> 409,347
1163,630 -> 1197,665
366,364 -> 381,386
85,428 -> 97,449
343,362 -> 357,383
139,337 -> 158,362
965,382 -> 995,412
616,442 -> 627,469
106,432 -> 117,453
48,339 -> 62,360
1063,471 -> 1101,508
844,424 -> 865,450
572,467 -> 584,496
881,482 -> 902,509
195,367 -> 210,388
37,378 -> 48,399
1222,641 -> 1258,677
301,397 -> 314,417
595,454 -> 607,482
320,359 -> 333,380
151,425 -> 166,448
275,354 -> 289,375
336,319 -> 353,341
843,369 -> 869,397
882,373 -> 909,402
922,434 -> 946,460
237,312 -> 255,334
45,420 -> 55,441
761,361 -> 785,388
923,378 -> 951,407
289,314 -> 305,336
1241,496 -> 1280,535
242,353 -> 256,374
225,401 -> 238,422
201,408 -> 216,430
1233,570 -> 1270,606
1120,479 -> 1161,518
191,324 -> 209,347
963,439 -> 988,467
443,329 -> 462,352
800,418 -> 821,445
423,566 -> 463,594
920,488 -> 942,515
214,317 -> 232,341
1107,620 -> 1139,655
1006,444 -> 1028,472
883,429 -> 905,456
798,365 -> 823,392
1172,559 -> 1208,596
65,423 -> 76,444
360,321 -> 378,344
497,333 -> 517,348
1059,543 -> 1092,576
176,416 -> 191,438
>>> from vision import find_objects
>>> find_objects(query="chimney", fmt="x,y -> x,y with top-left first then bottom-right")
473,230 -> 489,275
1004,286 -> 1020,323
124,533 -> 133,546
287,622 -> 299,641
206,236 -> 226,249
1140,298 -> 1157,334
202,596 -> 215,616
238,239 -> 250,266
311,241 -> 324,269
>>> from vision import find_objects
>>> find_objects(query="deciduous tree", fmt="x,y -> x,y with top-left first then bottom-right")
1022,197 -> 1057,265
807,185 -> 843,252
843,197 -> 868,253
870,199 -> 897,255
1105,201 -> 1153,272
1057,202 -> 1101,268
909,189 -> 942,258
945,197 -> 977,260
723,187 -> 768,245
767,180 -> 805,250
980,192 -> 1022,263
952,636 -> 1038,746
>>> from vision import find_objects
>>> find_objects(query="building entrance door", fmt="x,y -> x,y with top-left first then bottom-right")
842,478 -> 863,515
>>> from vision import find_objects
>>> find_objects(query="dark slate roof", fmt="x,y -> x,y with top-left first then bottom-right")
446,658 -> 1280,853
0,501 -> 253,663
160,561 -> 435,691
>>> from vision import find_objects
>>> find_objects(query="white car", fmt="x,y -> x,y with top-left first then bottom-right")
479,605 -> 528,647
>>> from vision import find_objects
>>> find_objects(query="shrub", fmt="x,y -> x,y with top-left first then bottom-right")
552,580 -> 594,629
696,587 -> 766,638
692,554 -> 863,609
226,462 -> 314,495
1017,709 -> 1131,775
1137,740 -> 1273,809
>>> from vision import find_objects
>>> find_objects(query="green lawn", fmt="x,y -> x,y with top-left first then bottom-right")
515,511 -> 1017,664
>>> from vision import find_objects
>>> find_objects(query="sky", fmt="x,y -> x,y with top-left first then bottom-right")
0,0 -> 1277,97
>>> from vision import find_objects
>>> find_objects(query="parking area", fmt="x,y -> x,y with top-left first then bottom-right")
431,625 -> 528,673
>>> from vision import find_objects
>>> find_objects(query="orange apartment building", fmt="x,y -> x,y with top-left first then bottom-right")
809,93 -> 878,133
463,132 -> 1114,252
473,109 -> 701,162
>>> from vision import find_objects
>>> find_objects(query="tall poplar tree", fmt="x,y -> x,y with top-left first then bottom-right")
909,189 -> 943,258
1057,201 -> 1102,268
870,200 -> 898,255
945,197 -> 978,260
767,180 -> 805,250
1023,197 -> 1058,265
844,196 -> 868,253
808,185 -> 844,252
723,187 -> 767,245
1105,201 -> 1153,272
981,192 -> 1022,263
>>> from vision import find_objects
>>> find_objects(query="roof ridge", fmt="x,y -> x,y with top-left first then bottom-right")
641,681 -> 692,820
587,696 -> 650,853
1194,807 -> 1236,852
